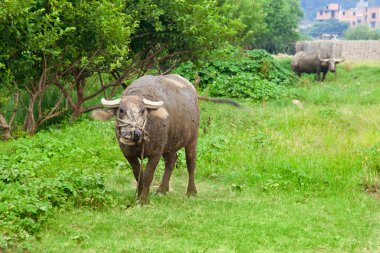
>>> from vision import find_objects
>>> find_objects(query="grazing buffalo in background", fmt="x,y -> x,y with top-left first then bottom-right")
291,51 -> 344,82
94,74 -> 200,205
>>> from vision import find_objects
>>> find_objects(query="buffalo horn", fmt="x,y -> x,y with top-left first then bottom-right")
143,98 -> 164,109
318,52 -> 330,62
101,98 -> 121,108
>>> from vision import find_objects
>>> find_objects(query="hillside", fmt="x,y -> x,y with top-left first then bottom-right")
301,0 -> 380,20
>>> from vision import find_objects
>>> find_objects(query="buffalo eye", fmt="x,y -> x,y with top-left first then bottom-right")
141,108 -> 146,114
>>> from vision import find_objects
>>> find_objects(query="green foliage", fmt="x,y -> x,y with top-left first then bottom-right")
303,19 -> 350,38
220,0 -> 266,45
127,0 -> 244,66
0,122 -> 113,249
254,0 -> 303,53
174,49 -> 296,100
0,0 -> 245,136
0,0 -> 136,135
344,25 -> 380,40
222,0 -> 303,53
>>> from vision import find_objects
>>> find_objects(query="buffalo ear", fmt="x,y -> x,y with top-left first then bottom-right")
91,109 -> 116,121
143,98 -> 164,109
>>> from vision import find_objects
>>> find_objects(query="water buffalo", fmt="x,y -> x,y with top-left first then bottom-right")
291,51 -> 344,82
96,74 -> 199,205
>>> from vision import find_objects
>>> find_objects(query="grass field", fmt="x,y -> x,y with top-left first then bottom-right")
1,62 -> 379,252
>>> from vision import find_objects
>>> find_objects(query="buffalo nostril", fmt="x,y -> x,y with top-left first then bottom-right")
134,129 -> 142,140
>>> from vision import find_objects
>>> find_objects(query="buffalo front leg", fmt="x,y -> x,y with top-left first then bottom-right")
139,155 -> 161,205
316,71 -> 321,82
126,156 -> 143,195
185,142 -> 197,197
322,72 -> 327,82
157,152 -> 177,195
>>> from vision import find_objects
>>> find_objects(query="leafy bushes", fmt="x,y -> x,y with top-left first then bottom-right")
0,121 -> 113,249
174,49 -> 296,100
344,25 -> 380,40
0,171 -> 108,248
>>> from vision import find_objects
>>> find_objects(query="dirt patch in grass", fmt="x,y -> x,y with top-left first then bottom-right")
364,184 -> 380,202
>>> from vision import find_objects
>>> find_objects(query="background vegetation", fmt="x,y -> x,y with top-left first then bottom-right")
302,19 -> 350,38
174,49 -> 296,100
0,0 -> 302,140
344,24 -> 380,39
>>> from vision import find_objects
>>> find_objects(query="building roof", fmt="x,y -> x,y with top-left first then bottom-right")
327,3 -> 340,11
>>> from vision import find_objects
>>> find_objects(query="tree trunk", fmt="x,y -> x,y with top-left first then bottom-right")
23,93 -> 38,134
0,113 -> 11,140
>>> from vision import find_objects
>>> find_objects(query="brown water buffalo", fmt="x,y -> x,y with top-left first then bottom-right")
291,51 -> 344,82
96,74 -> 199,205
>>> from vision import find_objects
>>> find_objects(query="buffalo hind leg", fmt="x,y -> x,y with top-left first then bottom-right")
126,156 -> 143,196
185,142 -> 197,197
139,155 -> 160,205
157,152 -> 177,195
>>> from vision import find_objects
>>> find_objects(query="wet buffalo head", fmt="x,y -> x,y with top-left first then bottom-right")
101,96 -> 163,146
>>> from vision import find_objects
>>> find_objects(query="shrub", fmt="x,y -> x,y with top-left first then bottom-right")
0,125 -> 112,250
174,49 -> 296,100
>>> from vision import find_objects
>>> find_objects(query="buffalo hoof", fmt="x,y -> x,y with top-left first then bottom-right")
138,194 -> 150,206
186,188 -> 197,197
156,185 -> 169,195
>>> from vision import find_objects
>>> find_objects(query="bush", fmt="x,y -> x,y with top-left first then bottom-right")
174,49 -> 296,100
344,25 -> 380,40
0,125 -> 112,249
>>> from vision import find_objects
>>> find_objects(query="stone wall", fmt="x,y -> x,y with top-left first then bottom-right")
295,40 -> 380,60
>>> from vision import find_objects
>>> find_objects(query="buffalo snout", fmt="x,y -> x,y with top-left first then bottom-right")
120,127 -> 143,143
329,61 -> 336,72
133,129 -> 143,142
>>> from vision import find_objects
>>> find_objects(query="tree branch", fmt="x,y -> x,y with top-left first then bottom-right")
80,104 -> 104,114
37,93 -> 66,126
77,47 -> 102,80
54,79 -> 76,110
97,67 -> 107,98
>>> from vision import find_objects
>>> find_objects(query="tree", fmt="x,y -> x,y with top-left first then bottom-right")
303,19 -> 350,38
0,0 -> 136,134
255,0 -> 303,53
220,0 -> 266,47
126,0 -> 244,72
344,25 -> 380,40
0,0 -> 244,137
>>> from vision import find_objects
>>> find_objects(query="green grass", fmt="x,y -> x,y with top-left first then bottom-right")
1,62 -> 379,252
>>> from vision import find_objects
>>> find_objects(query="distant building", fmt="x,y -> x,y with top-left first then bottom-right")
316,3 -> 341,20
316,0 -> 380,29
